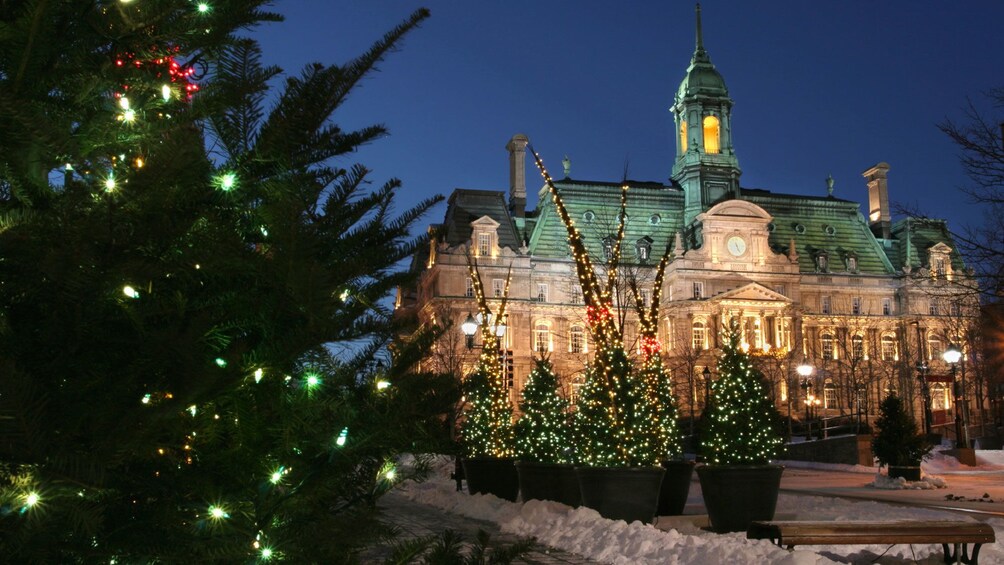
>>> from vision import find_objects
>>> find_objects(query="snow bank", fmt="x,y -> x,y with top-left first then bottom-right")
865,473 -> 947,490
394,456 -> 1004,564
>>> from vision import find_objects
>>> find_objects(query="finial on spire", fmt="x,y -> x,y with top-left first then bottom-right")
695,3 -> 704,53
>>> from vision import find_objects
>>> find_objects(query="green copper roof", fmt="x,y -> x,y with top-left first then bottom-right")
889,218 -> 965,272
528,180 -> 684,263
441,189 -> 522,250
744,190 -> 895,275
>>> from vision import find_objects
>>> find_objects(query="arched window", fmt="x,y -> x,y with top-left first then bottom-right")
679,120 -> 688,153
880,334 -> 897,361
851,334 -> 864,360
692,321 -> 707,350
821,333 -> 834,359
930,383 -> 949,411
703,115 -> 720,154
534,322 -> 551,353
569,325 -> 586,353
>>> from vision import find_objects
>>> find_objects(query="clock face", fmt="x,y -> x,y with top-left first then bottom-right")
726,236 -> 747,257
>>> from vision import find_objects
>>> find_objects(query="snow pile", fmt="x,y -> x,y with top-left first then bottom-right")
923,447 -> 1004,474
394,456 -> 1004,564
865,473 -> 947,490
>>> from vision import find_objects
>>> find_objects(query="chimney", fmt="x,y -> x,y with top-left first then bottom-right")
506,134 -> 528,217
862,162 -> 891,239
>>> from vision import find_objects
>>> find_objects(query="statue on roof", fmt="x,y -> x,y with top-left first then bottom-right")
826,174 -> 834,197
562,155 -> 571,178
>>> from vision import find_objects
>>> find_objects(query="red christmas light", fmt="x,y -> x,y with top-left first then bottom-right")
641,336 -> 661,357
115,47 -> 200,99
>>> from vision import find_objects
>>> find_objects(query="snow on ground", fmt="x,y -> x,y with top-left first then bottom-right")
864,474 -> 947,490
395,456 -> 1004,564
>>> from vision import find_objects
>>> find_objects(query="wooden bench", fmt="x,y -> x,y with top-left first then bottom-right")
747,520 -> 996,564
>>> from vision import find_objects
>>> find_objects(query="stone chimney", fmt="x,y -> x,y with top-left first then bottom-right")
862,162 -> 891,239
506,134 -> 528,217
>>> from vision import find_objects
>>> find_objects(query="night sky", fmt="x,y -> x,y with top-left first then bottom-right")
254,1 -> 1004,238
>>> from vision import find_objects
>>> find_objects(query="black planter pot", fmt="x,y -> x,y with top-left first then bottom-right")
575,466 -> 665,524
515,461 -> 580,507
888,465 -> 922,481
696,464 -> 784,533
462,457 -> 519,502
657,460 -> 696,516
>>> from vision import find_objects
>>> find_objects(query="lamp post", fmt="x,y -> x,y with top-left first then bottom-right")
943,344 -> 966,448
797,363 -> 813,440
916,360 -> 932,436
702,366 -> 712,410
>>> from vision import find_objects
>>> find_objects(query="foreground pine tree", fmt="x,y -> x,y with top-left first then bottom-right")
873,394 -> 930,469
701,327 -> 783,465
0,4 -> 452,561
514,359 -> 572,463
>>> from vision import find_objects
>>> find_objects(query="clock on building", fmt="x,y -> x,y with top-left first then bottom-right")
726,235 -> 747,256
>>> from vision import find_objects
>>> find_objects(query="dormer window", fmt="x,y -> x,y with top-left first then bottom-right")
846,254 -> 858,273
636,236 -> 653,262
927,243 -> 954,281
470,215 -> 501,259
602,236 -> 615,260
815,251 -> 829,272
477,233 -> 491,257
703,115 -> 720,154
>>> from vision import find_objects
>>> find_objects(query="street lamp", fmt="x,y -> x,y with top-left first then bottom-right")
460,312 -> 507,350
797,363 -> 813,440
943,344 -> 966,447
916,360 -> 932,435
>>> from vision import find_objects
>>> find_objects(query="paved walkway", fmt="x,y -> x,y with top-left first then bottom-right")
372,490 -> 599,564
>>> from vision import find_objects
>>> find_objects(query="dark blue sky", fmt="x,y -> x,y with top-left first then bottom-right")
254,2 -> 1004,235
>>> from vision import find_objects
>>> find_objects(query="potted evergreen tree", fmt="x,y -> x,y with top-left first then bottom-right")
529,149 -> 664,524
630,261 -> 690,517
873,394 -> 931,481
458,265 -> 518,501
514,359 -> 579,506
698,326 -> 785,533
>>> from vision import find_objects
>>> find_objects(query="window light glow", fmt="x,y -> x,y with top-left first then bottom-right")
703,115 -> 720,154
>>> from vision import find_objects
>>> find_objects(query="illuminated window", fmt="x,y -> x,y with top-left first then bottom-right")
492,279 -> 504,298
465,278 -> 473,298
702,115 -> 720,154
823,380 -> 836,409
693,281 -> 704,300
692,321 -> 707,350
680,120 -> 688,152
477,233 -> 491,257
927,334 -> 942,360
534,323 -> 551,353
881,335 -> 896,361
851,335 -> 864,360
931,383 -> 949,410
821,296 -> 831,315
570,325 -> 586,353
821,333 -> 834,359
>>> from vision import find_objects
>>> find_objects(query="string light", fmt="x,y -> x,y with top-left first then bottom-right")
24,492 -> 40,508
214,358 -> 227,368
375,379 -> 390,391
197,3 -> 210,13
104,176 -> 117,192
305,374 -> 320,388
254,368 -> 264,383
335,427 -> 348,447
122,285 -> 140,299
216,172 -> 237,191
208,505 -> 228,519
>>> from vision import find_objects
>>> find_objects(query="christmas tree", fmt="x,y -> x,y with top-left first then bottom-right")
528,148 -> 661,467
873,394 -> 930,468
458,261 -> 514,458
0,4 -> 453,561
701,326 -> 783,465
514,359 -> 572,464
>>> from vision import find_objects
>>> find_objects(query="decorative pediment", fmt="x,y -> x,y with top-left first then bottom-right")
711,283 -> 791,305
701,200 -> 772,220
928,242 -> 952,254
470,215 -> 500,229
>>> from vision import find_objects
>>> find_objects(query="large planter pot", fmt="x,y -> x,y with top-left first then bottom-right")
462,457 -> 518,502
657,460 -> 696,516
697,464 -> 784,533
515,461 -> 580,507
888,465 -> 922,481
575,466 -> 665,524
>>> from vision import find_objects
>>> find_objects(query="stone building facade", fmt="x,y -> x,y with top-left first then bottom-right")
398,9 -> 977,436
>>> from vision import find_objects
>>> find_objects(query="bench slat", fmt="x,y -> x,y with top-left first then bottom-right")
748,521 -> 995,546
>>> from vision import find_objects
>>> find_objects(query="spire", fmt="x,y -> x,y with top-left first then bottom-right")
691,3 -> 710,64
695,3 -> 704,53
